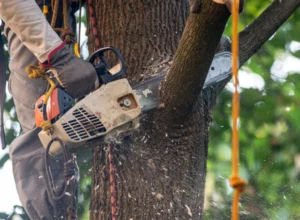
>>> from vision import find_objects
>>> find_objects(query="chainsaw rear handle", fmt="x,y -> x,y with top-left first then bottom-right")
89,47 -> 126,85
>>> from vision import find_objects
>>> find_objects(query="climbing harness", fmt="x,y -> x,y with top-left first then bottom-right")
230,0 -> 247,220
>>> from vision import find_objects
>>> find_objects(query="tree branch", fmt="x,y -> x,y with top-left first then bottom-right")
160,0 -> 299,125
239,0 -> 300,66
161,0 -> 230,124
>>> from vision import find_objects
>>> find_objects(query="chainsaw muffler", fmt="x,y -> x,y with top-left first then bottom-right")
39,79 -> 141,155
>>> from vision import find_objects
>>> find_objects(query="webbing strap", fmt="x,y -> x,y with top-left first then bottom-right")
0,32 -> 6,149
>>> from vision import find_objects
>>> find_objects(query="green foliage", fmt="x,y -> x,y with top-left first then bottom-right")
205,2 -> 300,219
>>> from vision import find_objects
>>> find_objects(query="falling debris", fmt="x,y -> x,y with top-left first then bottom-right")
147,159 -> 156,170
155,193 -> 164,200
142,88 -> 152,97
185,205 -> 192,217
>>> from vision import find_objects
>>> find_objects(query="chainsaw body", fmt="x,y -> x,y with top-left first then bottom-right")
36,47 -> 143,155
39,79 -> 141,155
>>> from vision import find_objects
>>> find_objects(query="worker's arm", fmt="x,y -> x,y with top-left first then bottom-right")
0,0 -> 62,63
0,0 -> 98,98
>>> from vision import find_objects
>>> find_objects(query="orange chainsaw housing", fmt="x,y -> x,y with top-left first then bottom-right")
35,88 -> 74,127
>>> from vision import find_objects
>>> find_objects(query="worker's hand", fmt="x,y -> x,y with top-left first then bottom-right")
190,0 -> 244,14
40,43 -> 98,98
213,0 -> 245,13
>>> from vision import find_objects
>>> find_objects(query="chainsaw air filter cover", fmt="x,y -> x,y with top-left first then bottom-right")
39,79 -> 141,155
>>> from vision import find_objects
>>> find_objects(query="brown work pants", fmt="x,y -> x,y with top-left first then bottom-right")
5,25 -> 78,220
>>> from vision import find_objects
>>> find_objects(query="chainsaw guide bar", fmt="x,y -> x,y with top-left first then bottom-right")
134,51 -> 232,112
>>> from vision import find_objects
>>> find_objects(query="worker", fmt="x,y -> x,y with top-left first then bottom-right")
0,0 -> 97,218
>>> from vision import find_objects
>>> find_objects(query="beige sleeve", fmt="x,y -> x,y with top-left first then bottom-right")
0,0 -> 63,62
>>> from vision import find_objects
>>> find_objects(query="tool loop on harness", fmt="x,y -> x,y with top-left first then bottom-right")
74,42 -> 80,58
43,5 -> 49,16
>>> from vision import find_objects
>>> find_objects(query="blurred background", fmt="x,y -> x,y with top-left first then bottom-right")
1,1 -> 300,219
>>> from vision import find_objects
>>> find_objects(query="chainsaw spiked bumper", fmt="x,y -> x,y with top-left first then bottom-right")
39,79 -> 141,155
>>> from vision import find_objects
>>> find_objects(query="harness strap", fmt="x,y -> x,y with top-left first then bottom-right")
0,31 -> 7,149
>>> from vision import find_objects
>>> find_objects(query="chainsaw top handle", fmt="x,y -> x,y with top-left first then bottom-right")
89,47 -> 126,85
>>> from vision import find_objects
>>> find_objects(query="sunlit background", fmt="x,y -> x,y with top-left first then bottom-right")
1,1 -> 300,219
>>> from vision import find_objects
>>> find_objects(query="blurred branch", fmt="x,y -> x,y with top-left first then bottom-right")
0,153 -> 9,169
239,0 -> 300,66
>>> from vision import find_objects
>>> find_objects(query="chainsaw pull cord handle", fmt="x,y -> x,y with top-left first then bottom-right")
89,46 -> 126,84
45,137 -> 76,201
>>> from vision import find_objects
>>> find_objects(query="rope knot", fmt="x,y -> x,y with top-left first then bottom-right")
60,28 -> 75,44
41,120 -> 53,135
26,65 -> 46,79
229,175 -> 247,192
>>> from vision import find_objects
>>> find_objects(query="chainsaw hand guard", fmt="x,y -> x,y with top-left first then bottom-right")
89,47 -> 126,87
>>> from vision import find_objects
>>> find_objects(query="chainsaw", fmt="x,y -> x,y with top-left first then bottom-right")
36,47 -> 232,155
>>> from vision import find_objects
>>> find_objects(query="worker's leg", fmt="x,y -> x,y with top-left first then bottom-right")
5,26 -> 78,219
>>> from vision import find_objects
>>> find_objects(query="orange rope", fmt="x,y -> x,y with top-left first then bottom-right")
230,0 -> 247,220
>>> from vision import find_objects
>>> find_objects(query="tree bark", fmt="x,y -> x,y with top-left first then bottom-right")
160,0 -> 229,124
87,0 -> 300,219
87,0 -> 189,84
88,0 -> 223,219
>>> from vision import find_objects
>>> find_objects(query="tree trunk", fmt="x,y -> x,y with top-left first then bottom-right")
90,89 -> 221,220
87,0 -> 228,219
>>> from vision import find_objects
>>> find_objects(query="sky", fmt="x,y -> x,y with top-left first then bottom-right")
0,150 -> 22,213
